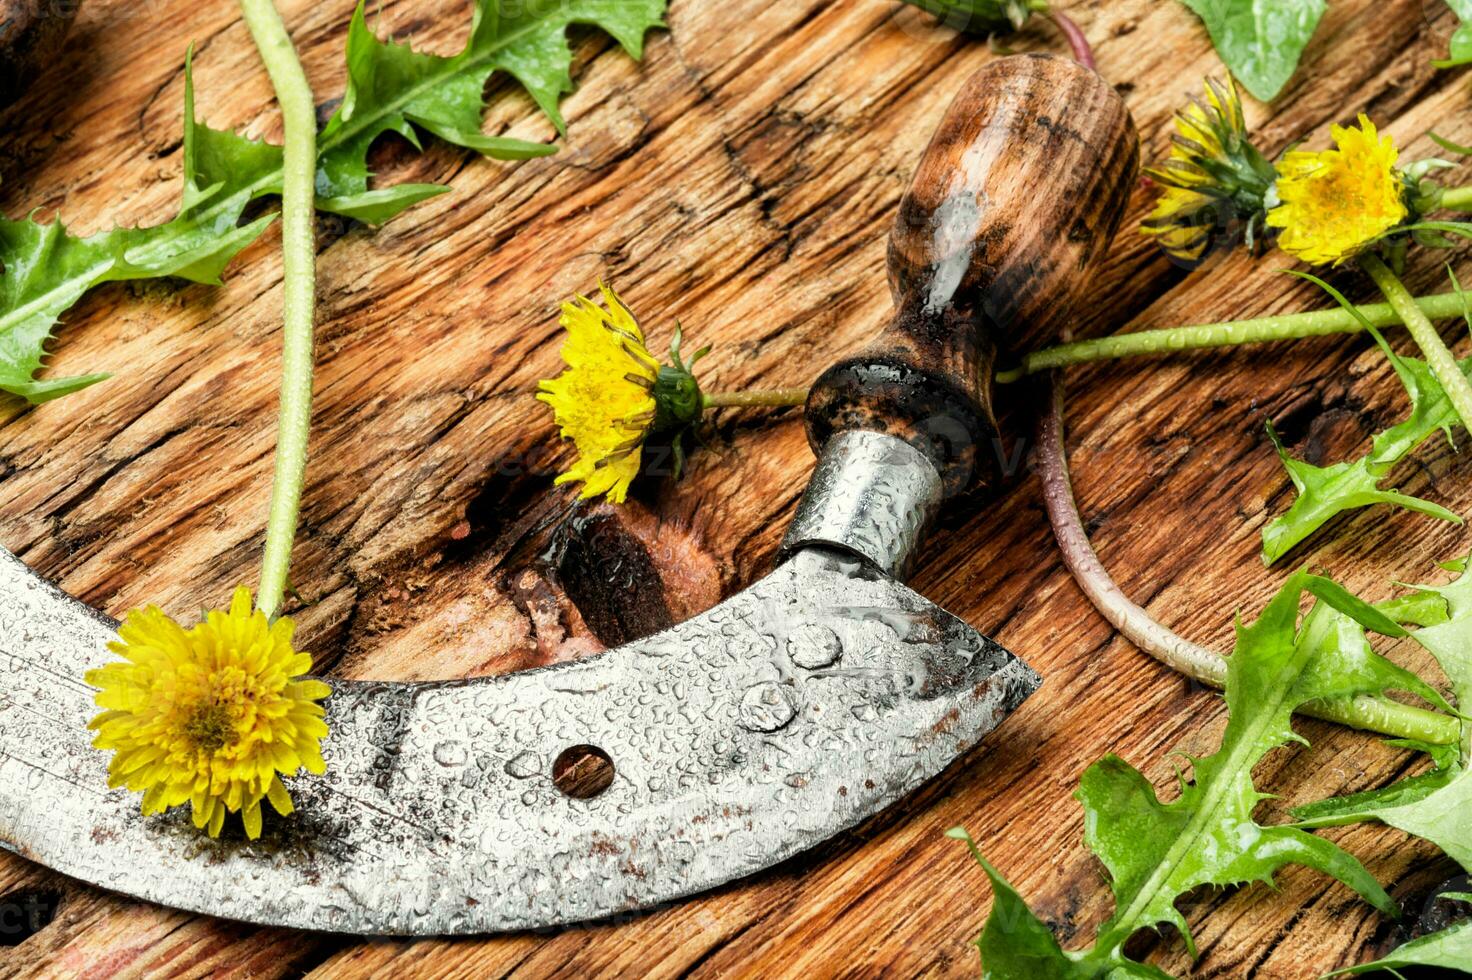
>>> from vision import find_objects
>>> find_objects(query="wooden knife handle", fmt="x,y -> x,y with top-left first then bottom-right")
804,54 -> 1138,495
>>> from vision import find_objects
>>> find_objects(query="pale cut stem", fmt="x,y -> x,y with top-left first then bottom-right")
238,0 -> 317,621
703,388 -> 809,409
1038,373 -> 1460,746
1361,253 -> 1472,433
997,290 -> 1472,383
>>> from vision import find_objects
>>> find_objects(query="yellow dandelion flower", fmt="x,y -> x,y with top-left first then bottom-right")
538,284 -> 705,503
86,587 -> 331,839
1266,115 -> 1410,266
1143,185 -> 1216,263
1141,78 -> 1276,263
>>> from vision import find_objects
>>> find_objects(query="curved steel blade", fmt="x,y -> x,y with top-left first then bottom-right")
0,545 -> 1039,934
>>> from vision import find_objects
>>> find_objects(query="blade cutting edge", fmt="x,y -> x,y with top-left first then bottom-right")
0,546 -> 1039,934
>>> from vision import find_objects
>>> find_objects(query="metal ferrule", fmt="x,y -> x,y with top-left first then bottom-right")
779,431 -> 944,581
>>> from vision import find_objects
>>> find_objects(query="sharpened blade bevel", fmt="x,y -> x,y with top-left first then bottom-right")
0,546 -> 1039,934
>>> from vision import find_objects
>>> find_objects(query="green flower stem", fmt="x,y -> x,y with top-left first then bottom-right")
703,388 -> 809,410
996,290 -> 1472,383
238,0 -> 317,621
1360,253 -> 1472,432
1440,185 -> 1472,212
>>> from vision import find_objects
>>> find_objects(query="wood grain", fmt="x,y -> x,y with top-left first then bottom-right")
0,0 -> 79,108
2,0 -> 1471,976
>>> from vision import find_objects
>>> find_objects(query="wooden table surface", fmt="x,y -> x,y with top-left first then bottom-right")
3,0 -> 1471,975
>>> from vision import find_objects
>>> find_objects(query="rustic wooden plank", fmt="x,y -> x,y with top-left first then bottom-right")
2,0 -> 1471,975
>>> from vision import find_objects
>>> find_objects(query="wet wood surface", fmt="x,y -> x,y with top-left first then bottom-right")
2,0 -> 1471,975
